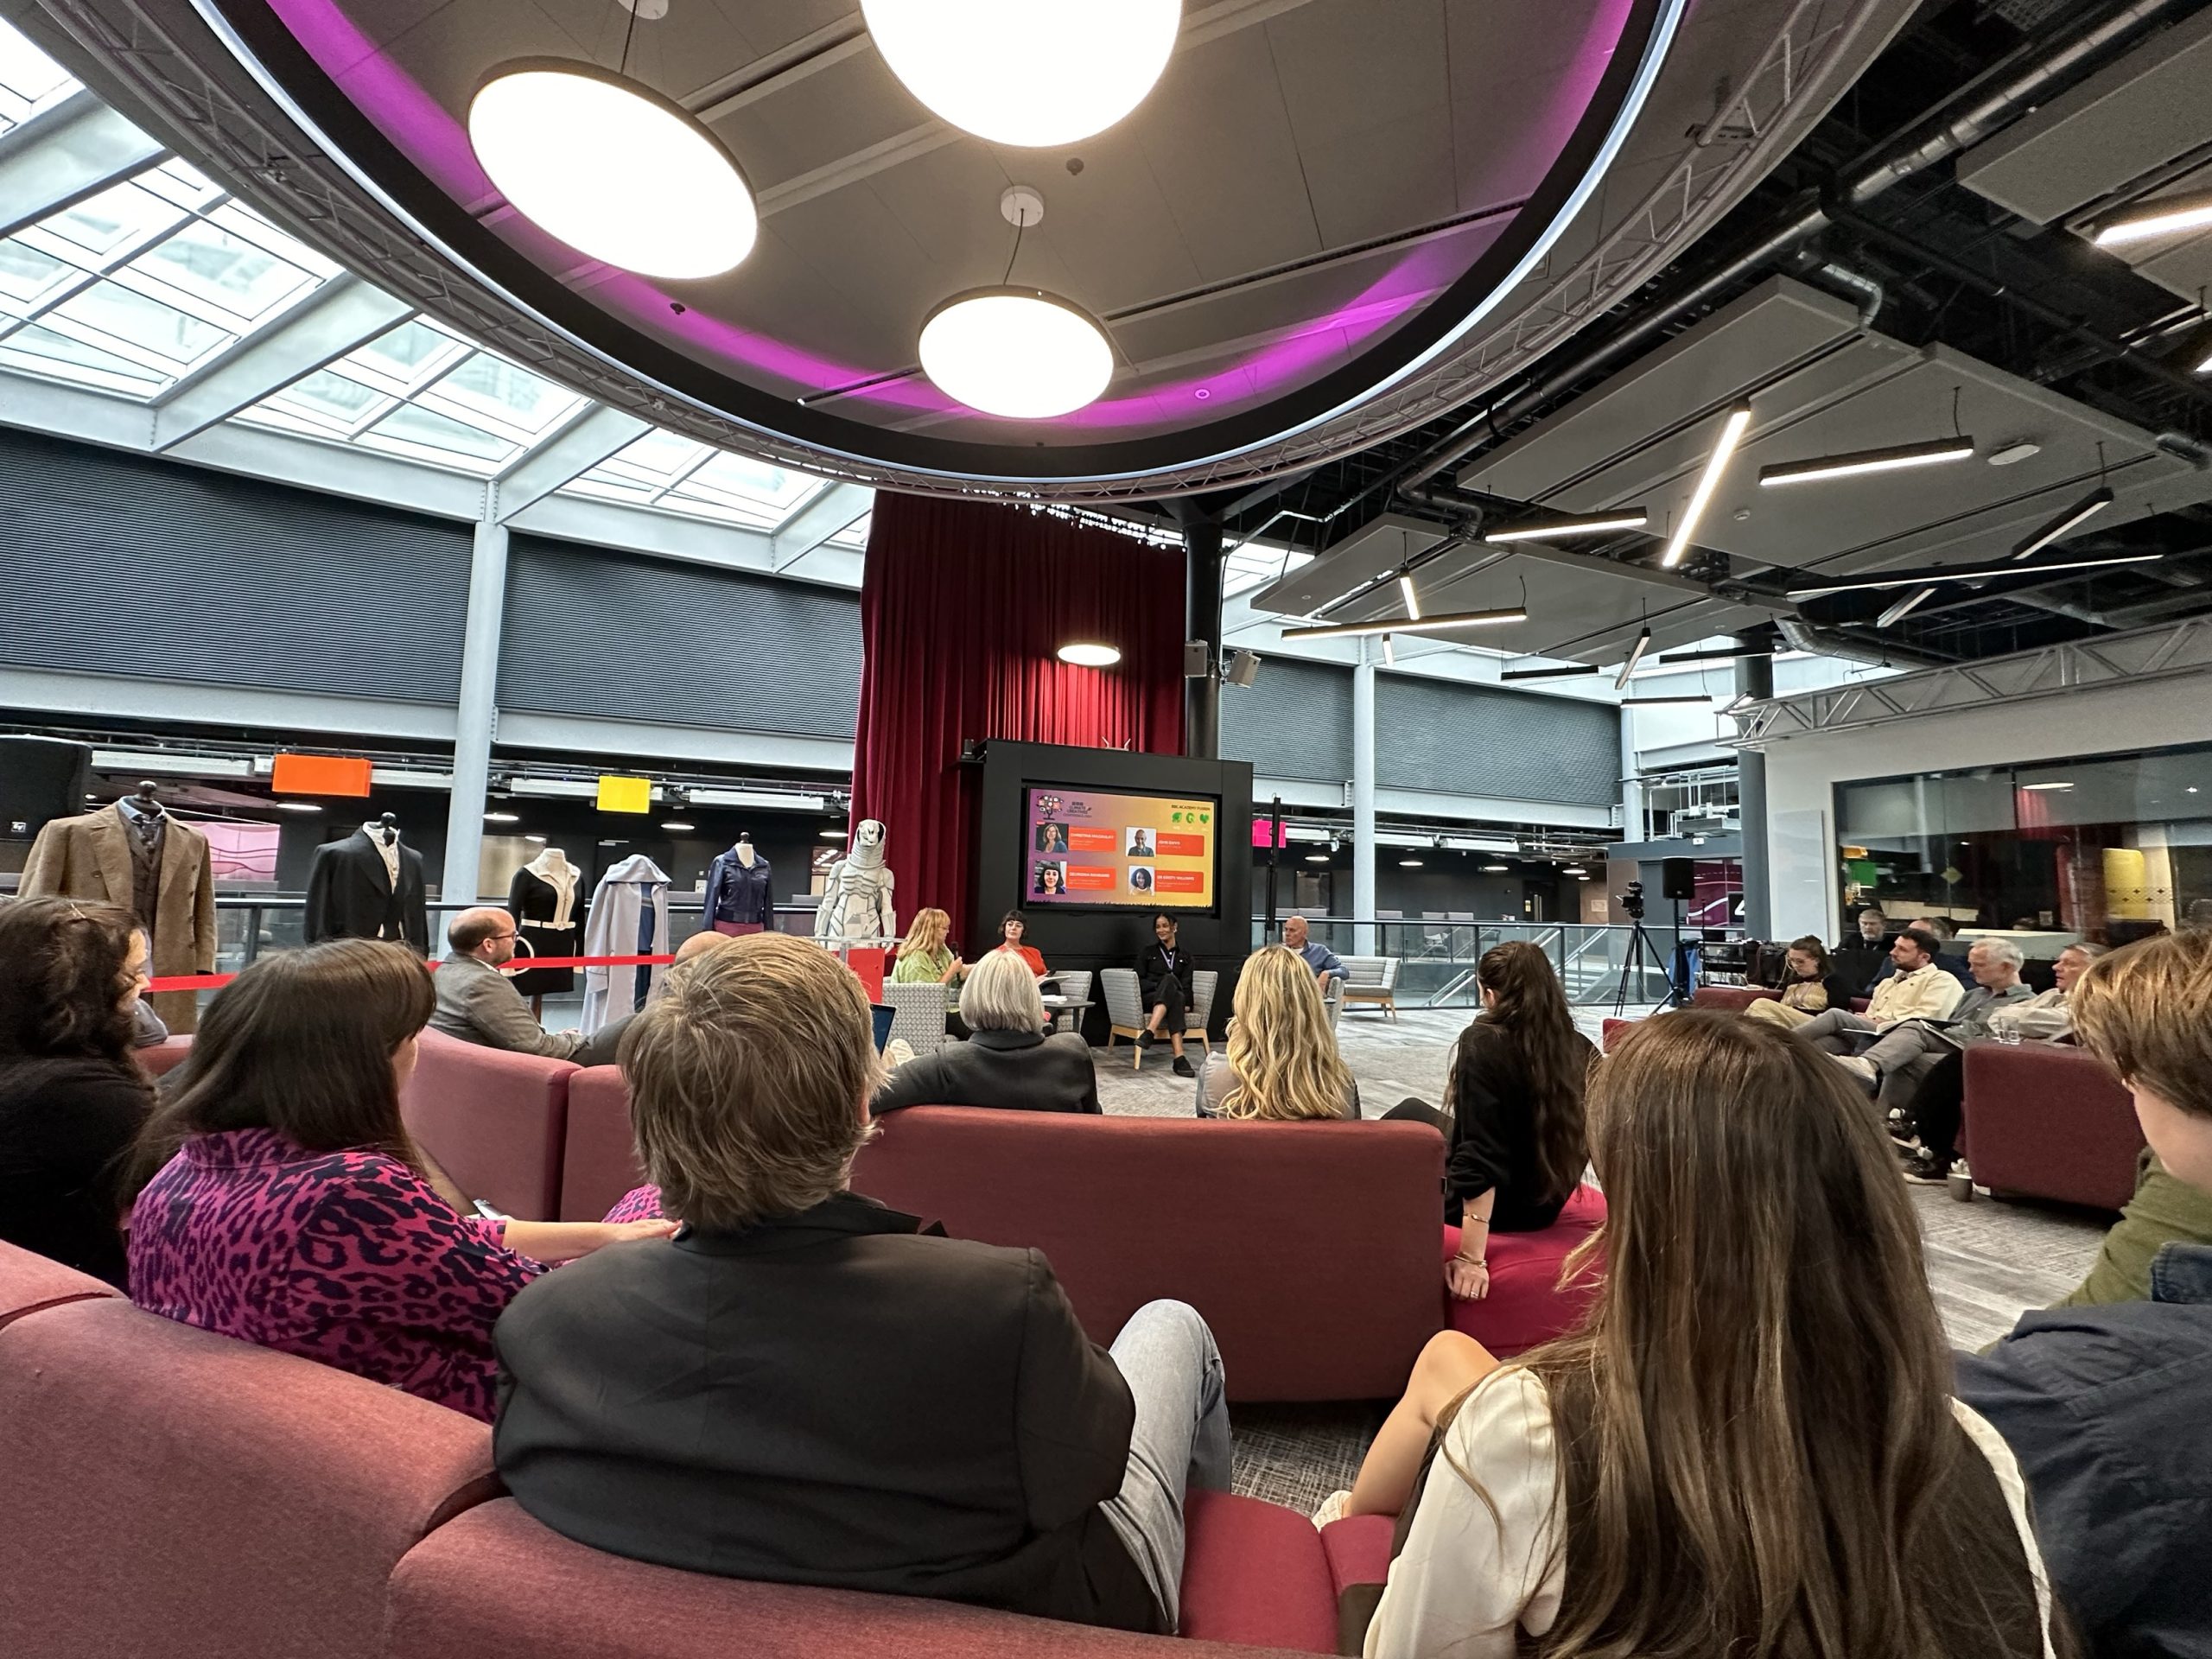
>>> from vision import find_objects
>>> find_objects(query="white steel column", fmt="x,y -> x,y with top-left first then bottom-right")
1619,707 -> 1645,843
1352,639 -> 1377,956
441,512 -> 509,907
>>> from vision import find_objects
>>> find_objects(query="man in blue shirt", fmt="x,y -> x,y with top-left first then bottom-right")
1281,914 -> 1343,995
1954,930 -> 2212,1659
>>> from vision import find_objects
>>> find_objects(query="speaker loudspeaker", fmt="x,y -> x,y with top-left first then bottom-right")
1661,857 -> 1697,900
0,737 -> 92,842
1224,650 -> 1262,688
1183,641 -> 1213,678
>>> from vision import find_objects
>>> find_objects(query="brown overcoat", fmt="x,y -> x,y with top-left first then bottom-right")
20,808 -> 218,1033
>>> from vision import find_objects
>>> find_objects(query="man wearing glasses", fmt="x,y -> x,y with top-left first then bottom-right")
430,907 -> 588,1058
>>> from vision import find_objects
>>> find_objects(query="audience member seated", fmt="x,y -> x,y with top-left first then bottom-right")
0,897 -> 155,1288
1894,940 -> 2101,1185
1430,942 -> 1595,1304
1830,905 -> 1891,993
125,940 -> 671,1421
873,949 -> 1098,1116
1827,935 -> 2032,1104
2049,1147 -> 2212,1310
1281,913 -> 1344,995
984,910 -> 1047,977
1339,1013 -> 2056,1659
1866,914 -> 1975,993
1135,912 -> 1199,1078
571,929 -> 732,1067
1741,935 -> 1859,1030
1957,931 -> 2212,1658
1792,927 -> 1964,1071
1195,943 -> 1358,1121
493,932 -> 1230,1635
429,907 -> 587,1059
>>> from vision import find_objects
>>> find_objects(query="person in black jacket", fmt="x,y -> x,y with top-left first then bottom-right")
493,932 -> 1229,1634
873,950 -> 1099,1115
0,897 -> 156,1287
1437,942 -> 1595,1301
1134,913 -> 1198,1078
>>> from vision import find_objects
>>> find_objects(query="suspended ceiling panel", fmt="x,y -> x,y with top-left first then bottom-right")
1955,7 -> 2212,305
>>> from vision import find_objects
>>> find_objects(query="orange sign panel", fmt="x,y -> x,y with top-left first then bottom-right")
270,753 -> 373,798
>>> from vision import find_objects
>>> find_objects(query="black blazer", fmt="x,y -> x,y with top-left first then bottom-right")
1444,1020 -> 1596,1233
492,1194 -> 1160,1631
1135,941 -> 1192,999
0,1056 -> 151,1288
303,830 -> 429,952
873,1027 -> 1100,1116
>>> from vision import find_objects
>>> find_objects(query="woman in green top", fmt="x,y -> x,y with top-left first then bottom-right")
891,908 -> 963,988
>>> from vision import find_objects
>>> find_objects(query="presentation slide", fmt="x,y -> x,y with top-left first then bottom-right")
1024,785 -> 1217,911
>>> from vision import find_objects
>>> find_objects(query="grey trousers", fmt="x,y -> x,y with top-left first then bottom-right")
1098,1300 -> 1234,1632
1798,1008 -> 1877,1053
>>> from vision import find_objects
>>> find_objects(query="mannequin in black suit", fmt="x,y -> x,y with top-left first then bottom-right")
303,819 -> 429,952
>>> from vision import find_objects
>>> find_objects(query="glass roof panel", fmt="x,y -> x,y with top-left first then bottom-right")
138,158 -> 225,213
0,322 -> 168,395
125,217 -> 315,325
0,239 -> 79,314
31,178 -> 187,263
355,401 -> 518,471
341,318 -> 470,393
241,366 -> 397,436
425,351 -> 583,439
594,427 -> 711,485
0,18 -> 80,135
828,510 -> 872,550
668,450 -> 821,516
41,279 -> 231,372
1225,543 -> 1313,599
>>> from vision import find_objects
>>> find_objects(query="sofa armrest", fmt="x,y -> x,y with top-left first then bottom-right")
1962,1043 -> 2144,1211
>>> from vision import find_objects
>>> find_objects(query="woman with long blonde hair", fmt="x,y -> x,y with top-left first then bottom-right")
890,906 -> 961,986
1197,944 -> 1358,1120
1348,1010 -> 2058,1659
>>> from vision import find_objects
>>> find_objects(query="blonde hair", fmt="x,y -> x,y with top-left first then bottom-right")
620,932 -> 880,1229
1217,944 -> 1353,1121
961,948 -> 1046,1033
2070,929 -> 2212,1119
901,906 -> 950,959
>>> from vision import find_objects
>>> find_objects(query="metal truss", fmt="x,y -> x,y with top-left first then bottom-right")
1730,617 -> 2212,746
36,0 -> 1905,503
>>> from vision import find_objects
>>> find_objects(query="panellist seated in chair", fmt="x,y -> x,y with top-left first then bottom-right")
874,950 -> 1098,1116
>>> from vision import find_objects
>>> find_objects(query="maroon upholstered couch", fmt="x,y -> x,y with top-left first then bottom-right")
1963,1043 -> 2145,1212
400,1029 -> 579,1221
135,1034 -> 196,1077
0,1243 -> 1350,1658
558,1065 -> 644,1221
1690,986 -> 1872,1015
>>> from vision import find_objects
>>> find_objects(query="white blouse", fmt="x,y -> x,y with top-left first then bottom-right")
1364,1369 -> 2056,1659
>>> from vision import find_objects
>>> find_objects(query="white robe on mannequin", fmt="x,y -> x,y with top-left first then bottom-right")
581,854 -> 671,1033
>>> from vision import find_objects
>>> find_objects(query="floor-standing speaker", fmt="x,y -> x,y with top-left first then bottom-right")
0,736 -> 91,842
1661,856 -> 1697,900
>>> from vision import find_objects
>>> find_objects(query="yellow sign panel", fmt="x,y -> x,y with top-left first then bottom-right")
596,775 -> 652,814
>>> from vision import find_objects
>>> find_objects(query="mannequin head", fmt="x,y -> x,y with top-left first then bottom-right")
849,820 -> 888,870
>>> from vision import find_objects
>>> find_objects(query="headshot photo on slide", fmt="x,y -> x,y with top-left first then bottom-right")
1128,865 -> 1154,893
1033,861 -> 1067,895
1035,821 -> 1069,854
1126,828 -> 1154,857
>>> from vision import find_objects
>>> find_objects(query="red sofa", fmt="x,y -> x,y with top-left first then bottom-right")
135,1035 -> 196,1077
1963,1043 -> 2145,1212
558,1065 -> 644,1221
1441,1184 -> 1606,1356
1690,986 -> 1872,1015
0,1242 -> 1356,1658
400,1029 -> 579,1221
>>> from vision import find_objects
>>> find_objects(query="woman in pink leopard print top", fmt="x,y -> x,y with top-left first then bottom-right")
128,941 -> 670,1421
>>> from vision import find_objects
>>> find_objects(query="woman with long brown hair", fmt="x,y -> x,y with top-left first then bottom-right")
128,939 -> 669,1419
1352,1011 -> 2058,1659
0,897 -> 154,1287
1441,941 -> 1594,1300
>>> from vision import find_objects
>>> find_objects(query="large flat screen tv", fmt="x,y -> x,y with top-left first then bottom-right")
1022,785 -> 1220,913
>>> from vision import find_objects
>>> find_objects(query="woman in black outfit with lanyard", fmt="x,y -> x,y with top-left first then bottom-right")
1135,913 -> 1197,1079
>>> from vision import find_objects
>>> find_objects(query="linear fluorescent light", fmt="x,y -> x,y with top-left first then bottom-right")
1661,404 -> 1752,569
1382,632 -> 1396,666
1440,836 -> 1522,854
1878,587 -> 1936,626
1501,664 -> 1601,681
2011,487 -> 2113,561
1482,510 -> 1648,543
1398,574 -> 1421,620
1613,627 -> 1653,690
2020,781 -> 2075,791
1621,694 -> 1715,705
1656,645 -> 1764,664
689,787 -> 829,810
1785,547 -> 2160,601
1281,605 -> 1527,641
2092,188 -> 2212,247
1758,436 -> 1976,487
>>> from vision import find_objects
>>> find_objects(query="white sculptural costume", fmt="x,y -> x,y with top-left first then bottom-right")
813,818 -> 896,947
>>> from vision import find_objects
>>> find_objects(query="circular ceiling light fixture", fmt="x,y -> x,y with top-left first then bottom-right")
921,289 -> 1115,419
862,0 -> 1182,147
469,60 -> 758,279
1057,641 -> 1122,667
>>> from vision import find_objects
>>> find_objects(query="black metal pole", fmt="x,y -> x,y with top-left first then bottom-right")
1265,795 -> 1282,935
1736,643 -> 1775,941
1184,518 -> 1224,760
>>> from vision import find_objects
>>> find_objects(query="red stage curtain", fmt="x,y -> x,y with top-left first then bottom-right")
854,493 -> 1187,949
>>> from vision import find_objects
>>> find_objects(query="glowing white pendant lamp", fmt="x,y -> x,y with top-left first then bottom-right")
862,0 -> 1183,147
469,60 -> 757,279
919,287 -> 1115,419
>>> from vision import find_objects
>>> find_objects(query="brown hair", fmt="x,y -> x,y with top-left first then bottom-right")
446,911 -> 509,953
1896,926 -> 1942,961
1785,934 -> 1832,976
130,940 -> 434,1197
0,897 -> 142,1065
1509,1012 -> 2048,1658
2069,929 -> 2212,1120
1459,941 -> 1589,1207
620,931 -> 879,1230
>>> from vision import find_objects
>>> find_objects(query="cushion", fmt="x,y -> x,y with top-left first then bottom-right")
134,1035 -> 194,1077
0,1241 -> 118,1332
558,1065 -> 646,1221
0,1296 -> 497,1659
1178,1488 -> 1338,1653
1442,1185 -> 1607,1356
1319,1514 -> 1395,1600
400,1028 -> 576,1220
854,1108 -> 1444,1401
385,1497 -> 1328,1659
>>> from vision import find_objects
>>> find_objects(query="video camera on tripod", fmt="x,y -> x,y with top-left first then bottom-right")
1616,879 -> 1646,921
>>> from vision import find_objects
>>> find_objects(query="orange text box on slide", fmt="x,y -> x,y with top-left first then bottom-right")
1067,826 -> 1120,853
1064,864 -> 1120,892
1155,832 -> 1207,858
1154,869 -> 1207,894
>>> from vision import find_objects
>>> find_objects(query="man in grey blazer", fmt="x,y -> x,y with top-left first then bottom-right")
431,908 -> 587,1059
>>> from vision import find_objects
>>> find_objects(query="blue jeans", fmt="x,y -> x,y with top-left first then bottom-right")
1097,1300 -> 1233,1631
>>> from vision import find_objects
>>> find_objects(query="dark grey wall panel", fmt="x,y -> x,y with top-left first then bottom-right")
1222,658 -> 1351,782
0,427 -> 469,700
1379,677 -> 1619,804
499,537 -> 861,738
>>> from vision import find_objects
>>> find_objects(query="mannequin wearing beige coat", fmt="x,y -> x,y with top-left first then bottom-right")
21,806 -> 217,1033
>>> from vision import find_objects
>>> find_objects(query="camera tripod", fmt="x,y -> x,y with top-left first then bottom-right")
1611,912 -> 1693,1018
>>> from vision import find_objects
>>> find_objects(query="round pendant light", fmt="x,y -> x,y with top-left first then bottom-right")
861,0 -> 1182,147
469,60 -> 757,279
1057,641 -> 1121,667
920,288 -> 1115,419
